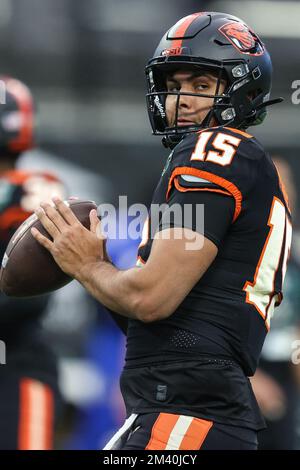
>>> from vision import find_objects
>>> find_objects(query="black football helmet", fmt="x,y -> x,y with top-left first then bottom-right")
0,76 -> 35,157
146,12 -> 282,147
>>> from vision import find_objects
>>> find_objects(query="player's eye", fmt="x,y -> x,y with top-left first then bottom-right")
167,82 -> 180,92
195,83 -> 209,91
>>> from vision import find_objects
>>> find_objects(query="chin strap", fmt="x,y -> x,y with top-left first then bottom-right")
160,98 -> 284,149
244,96 -> 284,127
256,97 -> 284,111
162,135 -> 184,149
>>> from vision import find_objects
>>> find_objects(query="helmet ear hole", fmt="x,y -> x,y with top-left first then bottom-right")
248,89 -> 262,101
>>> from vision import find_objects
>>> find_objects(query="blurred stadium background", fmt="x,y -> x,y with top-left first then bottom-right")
0,0 -> 299,450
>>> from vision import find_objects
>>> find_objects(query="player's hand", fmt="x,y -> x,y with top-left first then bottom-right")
31,197 -> 107,278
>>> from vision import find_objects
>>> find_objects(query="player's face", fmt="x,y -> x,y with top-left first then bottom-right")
165,69 -> 227,127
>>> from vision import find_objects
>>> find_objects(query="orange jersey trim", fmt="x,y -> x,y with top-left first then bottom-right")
274,166 -> 291,214
195,126 -> 252,139
174,177 -> 232,197
224,127 -> 253,139
167,167 -> 242,222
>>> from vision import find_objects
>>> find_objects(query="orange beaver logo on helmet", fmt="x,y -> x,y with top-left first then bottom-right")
219,22 -> 264,56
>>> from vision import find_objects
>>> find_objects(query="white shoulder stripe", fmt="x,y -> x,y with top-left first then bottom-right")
180,174 -> 212,184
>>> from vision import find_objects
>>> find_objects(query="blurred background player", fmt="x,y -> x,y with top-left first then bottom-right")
0,77 -> 123,450
0,76 -> 65,450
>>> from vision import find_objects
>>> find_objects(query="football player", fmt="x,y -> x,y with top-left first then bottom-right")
0,77 -> 65,449
33,12 -> 292,450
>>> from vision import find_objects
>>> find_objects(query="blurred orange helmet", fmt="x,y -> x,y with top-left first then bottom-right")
0,76 -> 35,156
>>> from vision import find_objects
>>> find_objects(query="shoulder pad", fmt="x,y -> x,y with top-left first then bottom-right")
174,174 -> 233,199
168,127 -> 264,221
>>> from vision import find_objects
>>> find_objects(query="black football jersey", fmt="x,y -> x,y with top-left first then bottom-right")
120,126 -> 292,429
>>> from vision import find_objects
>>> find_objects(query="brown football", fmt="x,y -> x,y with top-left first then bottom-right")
0,199 -> 97,297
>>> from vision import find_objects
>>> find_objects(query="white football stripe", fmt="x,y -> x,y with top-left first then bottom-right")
165,415 -> 194,450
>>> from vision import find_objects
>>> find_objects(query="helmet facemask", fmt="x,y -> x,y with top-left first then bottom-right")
146,61 -> 232,141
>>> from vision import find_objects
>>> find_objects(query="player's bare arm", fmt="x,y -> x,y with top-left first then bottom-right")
32,196 -> 217,323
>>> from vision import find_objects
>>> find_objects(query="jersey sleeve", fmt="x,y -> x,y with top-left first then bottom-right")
158,186 -> 235,247
167,126 -> 263,223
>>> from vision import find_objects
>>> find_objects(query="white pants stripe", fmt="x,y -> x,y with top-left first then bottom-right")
103,414 -> 138,450
165,415 -> 194,450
